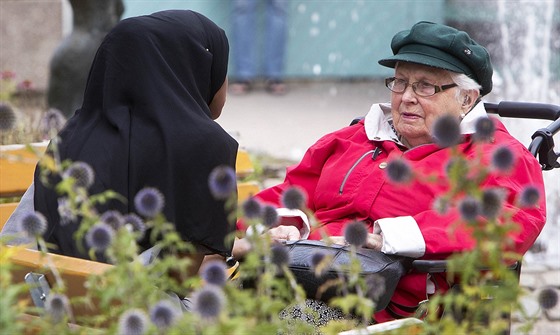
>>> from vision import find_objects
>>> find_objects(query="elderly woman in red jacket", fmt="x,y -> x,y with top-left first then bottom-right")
233,21 -> 546,322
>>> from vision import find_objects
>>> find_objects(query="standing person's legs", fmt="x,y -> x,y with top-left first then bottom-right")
264,0 -> 288,94
231,0 -> 258,94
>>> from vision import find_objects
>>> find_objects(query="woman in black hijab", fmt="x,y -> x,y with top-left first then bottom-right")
33,10 -> 238,263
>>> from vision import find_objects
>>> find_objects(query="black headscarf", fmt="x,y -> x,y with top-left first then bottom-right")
34,10 -> 238,261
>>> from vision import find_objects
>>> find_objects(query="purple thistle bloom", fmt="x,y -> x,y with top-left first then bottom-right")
45,293 -> 71,324
481,188 -> 505,220
310,250 -> 330,277
344,221 -> 368,247
57,197 -> 76,225
100,210 -> 124,231
40,108 -> 67,138
200,260 -> 228,287
242,196 -> 262,219
123,213 -> 146,240
519,185 -> 541,207
458,196 -> 481,221
385,158 -> 413,184
281,186 -> 307,210
18,211 -> 47,237
208,165 -> 237,200
85,222 -> 114,252
537,287 -> 559,310
432,114 -> 461,148
473,117 -> 495,142
271,244 -> 291,267
191,285 -> 225,320
149,300 -> 180,329
118,308 -> 149,335
63,161 -> 95,189
492,145 -> 515,172
134,187 -> 165,218
0,102 -> 16,130
262,205 -> 279,227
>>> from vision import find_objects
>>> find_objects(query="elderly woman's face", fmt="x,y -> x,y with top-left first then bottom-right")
391,62 -> 462,147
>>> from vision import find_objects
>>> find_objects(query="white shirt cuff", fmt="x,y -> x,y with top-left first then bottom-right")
374,216 -> 425,257
276,208 -> 310,239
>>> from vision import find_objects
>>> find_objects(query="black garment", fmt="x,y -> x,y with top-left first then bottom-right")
34,10 -> 238,261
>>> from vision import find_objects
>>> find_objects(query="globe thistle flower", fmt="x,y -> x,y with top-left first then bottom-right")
57,197 -> 76,226
432,114 -> 461,148
63,161 -> 95,189
481,188 -> 505,220
385,158 -> 413,184
208,165 -> 237,200
537,287 -> 559,310
100,210 -> 124,231
40,108 -> 66,138
281,186 -> 307,210
518,185 -> 541,207
491,145 -> 515,172
344,221 -> 368,247
458,196 -> 481,221
200,260 -> 228,287
310,250 -> 330,277
191,285 -> 225,320
123,213 -> 146,240
262,205 -> 279,227
44,293 -> 71,324
17,211 -> 47,237
241,196 -> 262,219
149,300 -> 180,329
271,244 -> 291,268
365,274 -> 386,302
473,117 -> 495,142
0,102 -> 16,131
134,187 -> 165,218
85,222 -> 114,252
118,308 -> 149,335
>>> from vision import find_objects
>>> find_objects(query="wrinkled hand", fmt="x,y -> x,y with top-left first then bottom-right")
329,233 -> 383,251
267,225 -> 301,242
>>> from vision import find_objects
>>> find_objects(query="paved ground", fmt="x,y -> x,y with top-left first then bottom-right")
217,80 -> 560,334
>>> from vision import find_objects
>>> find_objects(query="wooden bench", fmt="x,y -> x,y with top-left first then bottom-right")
0,142 -> 261,229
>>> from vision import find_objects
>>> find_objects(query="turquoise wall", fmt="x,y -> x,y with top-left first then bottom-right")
122,0 -> 445,79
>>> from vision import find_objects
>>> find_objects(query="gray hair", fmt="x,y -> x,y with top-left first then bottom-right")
449,72 -> 482,102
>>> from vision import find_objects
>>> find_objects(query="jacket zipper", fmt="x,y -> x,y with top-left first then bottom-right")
339,147 -> 380,194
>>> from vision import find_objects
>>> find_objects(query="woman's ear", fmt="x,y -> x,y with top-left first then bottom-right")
462,90 -> 480,110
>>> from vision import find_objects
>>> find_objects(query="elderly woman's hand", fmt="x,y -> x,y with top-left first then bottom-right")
330,233 -> 384,251
267,225 -> 301,242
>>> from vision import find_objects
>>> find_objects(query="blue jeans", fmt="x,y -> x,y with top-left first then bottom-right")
232,0 -> 288,82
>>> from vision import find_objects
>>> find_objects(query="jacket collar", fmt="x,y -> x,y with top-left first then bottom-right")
364,102 -> 489,146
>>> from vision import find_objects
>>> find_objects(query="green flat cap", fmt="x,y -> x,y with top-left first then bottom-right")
378,21 -> 493,96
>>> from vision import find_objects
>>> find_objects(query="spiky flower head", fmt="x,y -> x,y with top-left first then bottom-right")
0,102 -> 16,130
519,185 -> 541,207
117,308 -> 149,335
310,250 -> 330,277
63,161 -> 95,189
100,210 -> 124,231
262,205 -> 279,227
200,260 -> 228,286
18,211 -> 47,237
149,300 -> 180,329
271,244 -> 291,268
85,222 -> 114,252
537,287 -> 559,310
57,197 -> 76,226
344,221 -> 368,247
123,213 -> 146,240
241,196 -> 262,219
473,117 -> 495,142
208,165 -> 237,200
458,196 -> 481,221
481,188 -> 505,220
44,293 -> 71,324
432,114 -> 461,148
281,186 -> 307,210
386,158 -> 413,184
134,187 -> 165,218
40,108 -> 66,138
491,145 -> 515,172
191,285 -> 225,320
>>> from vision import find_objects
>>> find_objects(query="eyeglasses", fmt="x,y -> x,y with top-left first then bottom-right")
385,77 -> 458,97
